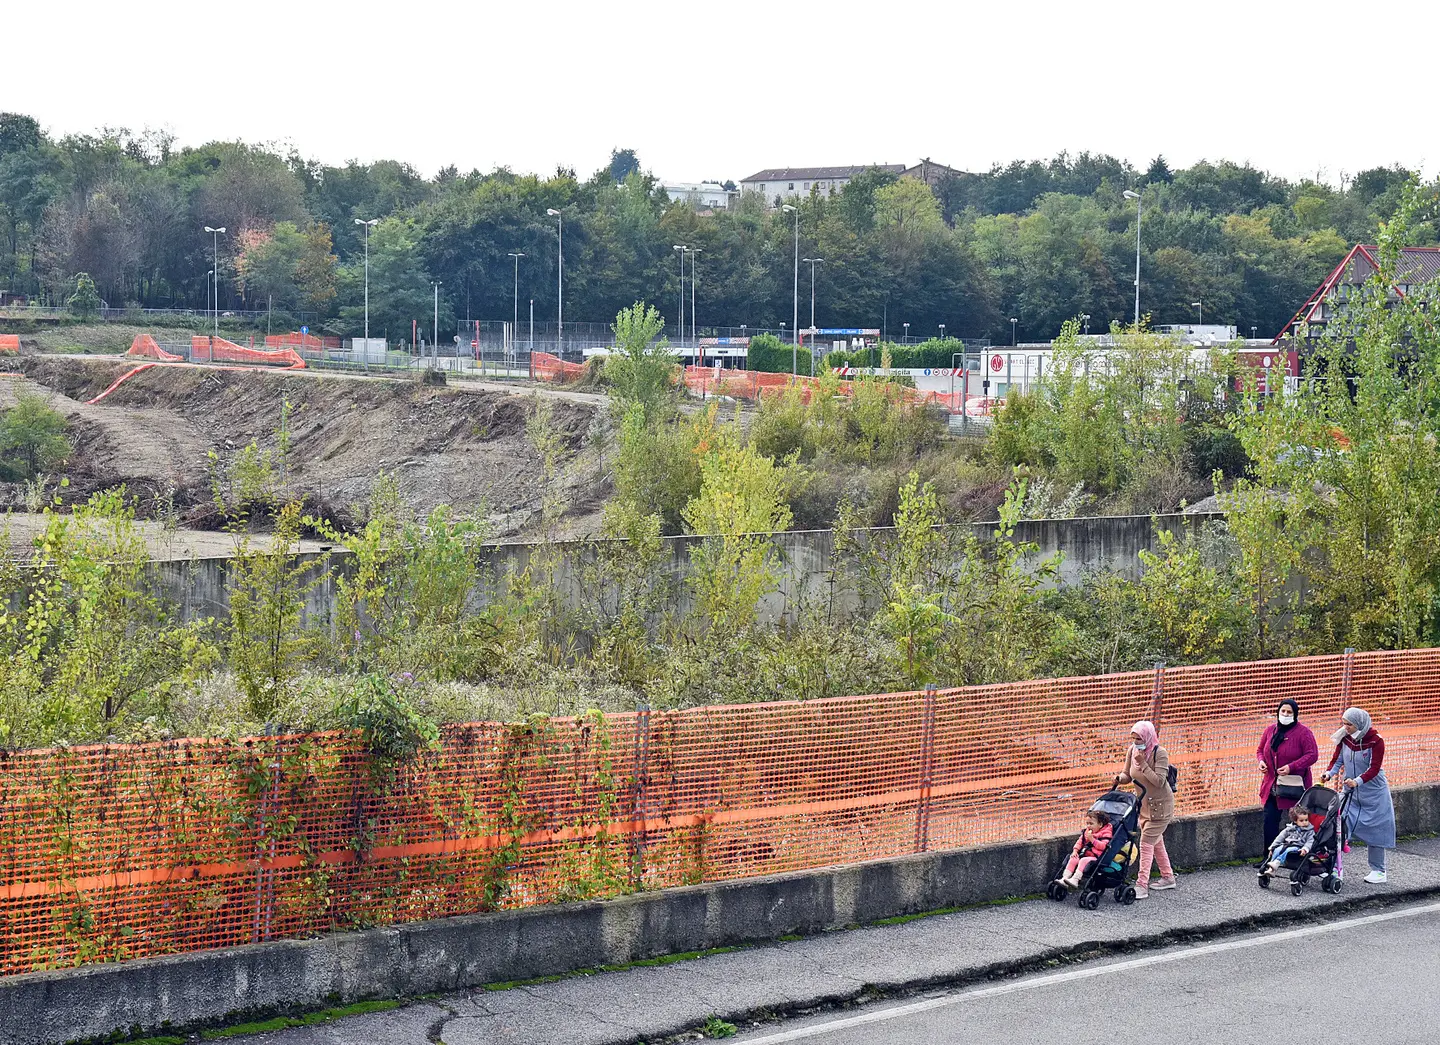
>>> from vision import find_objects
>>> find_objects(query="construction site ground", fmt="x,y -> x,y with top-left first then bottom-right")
1,354 -> 609,555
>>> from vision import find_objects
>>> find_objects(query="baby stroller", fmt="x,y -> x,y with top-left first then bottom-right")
1047,787 -> 1143,909
1258,784 -> 1348,896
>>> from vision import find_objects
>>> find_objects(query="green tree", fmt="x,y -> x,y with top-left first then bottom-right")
0,391 -> 69,479
66,270 -> 101,316
604,301 -> 676,422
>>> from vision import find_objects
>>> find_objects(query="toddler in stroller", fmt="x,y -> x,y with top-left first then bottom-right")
1048,788 -> 1142,909
1258,784 -> 1346,896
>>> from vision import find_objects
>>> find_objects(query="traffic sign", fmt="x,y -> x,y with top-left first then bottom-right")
300,325 -> 308,335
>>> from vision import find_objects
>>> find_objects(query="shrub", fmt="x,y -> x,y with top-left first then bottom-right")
0,392 -> 70,480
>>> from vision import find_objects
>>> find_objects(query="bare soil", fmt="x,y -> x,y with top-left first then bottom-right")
3,357 -> 609,549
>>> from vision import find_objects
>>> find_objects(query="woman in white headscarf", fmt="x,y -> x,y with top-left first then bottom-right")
1321,707 -> 1396,884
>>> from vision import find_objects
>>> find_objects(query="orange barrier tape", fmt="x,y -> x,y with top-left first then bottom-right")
681,367 -> 1002,414
125,334 -> 183,362
84,363 -> 157,404
266,332 -> 341,350
3,648 -> 1439,975
190,336 -> 306,369
0,334 -> 18,355
532,351 -> 585,382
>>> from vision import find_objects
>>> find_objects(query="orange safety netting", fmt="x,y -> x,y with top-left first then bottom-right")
3,647 -> 1440,976
0,334 -> 18,355
532,351 -> 585,382
190,336 -> 306,369
681,366 -> 1003,416
125,334 -> 184,362
265,332 -> 341,351
85,363 -> 157,405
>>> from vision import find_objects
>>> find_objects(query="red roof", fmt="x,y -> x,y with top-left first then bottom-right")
1274,244 -> 1440,343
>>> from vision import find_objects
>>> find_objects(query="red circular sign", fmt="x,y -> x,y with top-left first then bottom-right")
990,354 -> 1004,372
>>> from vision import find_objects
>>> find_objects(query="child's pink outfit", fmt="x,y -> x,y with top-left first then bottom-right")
1063,822 -> 1114,881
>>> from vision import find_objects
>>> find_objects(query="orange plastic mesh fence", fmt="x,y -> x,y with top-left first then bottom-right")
265,332 -> 342,350
125,334 -> 184,362
0,334 -> 18,355
4,648 -> 1440,976
532,351 -> 585,382
680,367 -> 1003,415
190,336 -> 306,369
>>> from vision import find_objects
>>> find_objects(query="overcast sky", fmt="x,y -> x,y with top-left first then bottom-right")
9,0 -> 1431,187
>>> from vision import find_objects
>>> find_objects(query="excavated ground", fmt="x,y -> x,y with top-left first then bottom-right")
2,357 -> 608,550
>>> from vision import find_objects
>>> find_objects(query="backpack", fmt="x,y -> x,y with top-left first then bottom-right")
1167,763 -> 1179,793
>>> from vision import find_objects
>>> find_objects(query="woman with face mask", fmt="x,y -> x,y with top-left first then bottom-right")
1321,707 -> 1396,884
1255,699 -> 1319,851
1113,720 -> 1176,899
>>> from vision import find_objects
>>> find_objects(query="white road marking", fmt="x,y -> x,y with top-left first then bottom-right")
736,901 -> 1440,1043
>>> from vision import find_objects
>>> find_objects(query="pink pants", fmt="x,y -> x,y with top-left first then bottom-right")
1136,822 -> 1173,888
1064,855 -> 1097,879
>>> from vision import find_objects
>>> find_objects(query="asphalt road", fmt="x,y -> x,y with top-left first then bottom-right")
731,901 -> 1440,1045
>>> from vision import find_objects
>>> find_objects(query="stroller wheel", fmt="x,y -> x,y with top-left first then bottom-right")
1290,882 -> 1303,897
1113,886 -> 1125,903
1051,882 -> 1068,901
1121,886 -> 1137,905
1258,874 -> 1271,889
1079,891 -> 1101,911
1329,877 -> 1343,895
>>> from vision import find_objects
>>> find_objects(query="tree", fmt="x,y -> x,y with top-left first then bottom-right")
336,217 -> 437,341
603,301 -> 676,422
66,271 -> 101,316
0,392 -> 69,479
608,148 -> 641,184
236,221 -> 337,311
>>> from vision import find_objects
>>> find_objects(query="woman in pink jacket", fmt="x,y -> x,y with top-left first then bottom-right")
1256,698 -> 1319,851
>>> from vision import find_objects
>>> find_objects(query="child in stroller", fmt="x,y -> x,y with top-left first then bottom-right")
1047,788 -> 1142,909
1262,805 -> 1314,875
1057,810 -> 1113,888
1258,784 -> 1346,896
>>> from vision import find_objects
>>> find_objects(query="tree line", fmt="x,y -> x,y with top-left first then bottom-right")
0,111 -> 1429,343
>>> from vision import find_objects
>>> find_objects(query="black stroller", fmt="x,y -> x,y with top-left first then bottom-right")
1259,784 -> 1348,896
1047,787 -> 1143,909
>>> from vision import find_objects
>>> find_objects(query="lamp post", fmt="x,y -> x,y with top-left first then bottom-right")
431,280 -> 442,367
903,321 -> 909,342
203,226 -> 226,336
690,248 -> 701,344
1082,314 -> 1091,336
508,252 -> 525,362
782,203 -> 799,374
546,208 -> 563,355
353,218 -> 379,345
802,257 -> 823,333
1010,317 -> 1017,346
672,244 -> 688,346
1123,190 -> 1143,328
1251,325 -> 1258,340
1191,300 -> 1203,327
939,323 -> 946,340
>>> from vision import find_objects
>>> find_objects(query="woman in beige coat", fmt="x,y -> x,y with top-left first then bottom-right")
1114,720 -> 1177,899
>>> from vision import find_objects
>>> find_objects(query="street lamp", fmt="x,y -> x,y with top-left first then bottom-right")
431,280 -> 442,366
690,248 -> 701,344
203,226 -> 226,336
782,203 -> 799,374
1010,317 -> 1017,346
673,244 -> 688,345
1123,190 -> 1143,329
903,321 -> 909,342
802,258 -> 823,332
1082,314 -> 1091,336
508,252 -> 525,361
1191,300 -> 1203,327
939,323 -> 946,340
546,208 -> 563,355
1251,326 -> 1258,340
353,218 -> 379,345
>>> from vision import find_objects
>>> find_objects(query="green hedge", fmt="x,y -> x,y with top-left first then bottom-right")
824,338 -> 980,370
746,332 -> 794,373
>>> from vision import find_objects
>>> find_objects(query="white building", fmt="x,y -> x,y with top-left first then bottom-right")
739,165 -> 906,205
662,182 -> 733,209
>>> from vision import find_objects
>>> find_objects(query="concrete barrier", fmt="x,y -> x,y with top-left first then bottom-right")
9,782 -> 1436,1045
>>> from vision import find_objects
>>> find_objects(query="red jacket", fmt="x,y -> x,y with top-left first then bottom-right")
1072,822 -> 1114,860
1257,722 -> 1319,807
1327,730 -> 1386,783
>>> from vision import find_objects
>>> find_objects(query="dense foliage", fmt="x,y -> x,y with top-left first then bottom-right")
1,111 -> 1426,343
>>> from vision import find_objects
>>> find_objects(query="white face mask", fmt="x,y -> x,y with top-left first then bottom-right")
1278,712 -> 1295,726
1133,740 -> 1146,751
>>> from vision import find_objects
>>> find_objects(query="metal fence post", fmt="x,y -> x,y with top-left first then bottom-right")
629,703 -> 651,887
1149,661 -> 1166,728
1341,647 -> 1355,707
914,685 -> 938,853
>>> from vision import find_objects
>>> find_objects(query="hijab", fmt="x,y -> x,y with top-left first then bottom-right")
1131,720 -> 1159,763
1342,707 -> 1372,742
1270,699 -> 1300,751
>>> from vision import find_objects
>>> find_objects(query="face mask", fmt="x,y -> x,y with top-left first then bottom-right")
1332,727 -> 1351,743
1278,713 -> 1295,726
1133,740 -> 1146,751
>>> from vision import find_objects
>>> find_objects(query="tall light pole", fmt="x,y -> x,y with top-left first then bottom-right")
1010,317 -> 1017,346
1082,313 -> 1091,335
802,257 -> 823,331
1124,190 -> 1143,329
546,208 -> 563,355
431,280 -> 442,365
690,248 -> 701,344
354,218 -> 379,345
903,321 -> 909,342
508,252 -> 525,358
672,244 -> 688,345
203,226 -> 226,336
1191,300 -> 1203,327
782,203 -> 799,374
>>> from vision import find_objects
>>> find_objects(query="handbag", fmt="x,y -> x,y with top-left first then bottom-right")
1272,773 -> 1305,801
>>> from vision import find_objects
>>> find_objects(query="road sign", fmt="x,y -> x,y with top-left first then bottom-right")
300,325 -> 308,335
990,354 -> 1004,372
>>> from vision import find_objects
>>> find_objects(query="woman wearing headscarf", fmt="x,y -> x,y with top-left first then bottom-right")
1114,720 -> 1176,899
1256,698 -> 1319,850
1322,707 -> 1396,884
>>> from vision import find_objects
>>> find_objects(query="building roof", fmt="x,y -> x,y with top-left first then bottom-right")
740,164 -> 906,184
902,159 -> 968,186
1276,244 -> 1440,342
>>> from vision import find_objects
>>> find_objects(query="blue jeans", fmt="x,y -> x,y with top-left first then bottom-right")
1269,846 -> 1302,867
1368,845 -> 1388,872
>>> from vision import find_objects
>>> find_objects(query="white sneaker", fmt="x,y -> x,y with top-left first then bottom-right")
1151,877 -> 1178,891
1132,887 -> 1149,900
1364,870 -> 1388,884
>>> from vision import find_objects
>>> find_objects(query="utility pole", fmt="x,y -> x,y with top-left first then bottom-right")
783,204 -> 799,374
1124,190 -> 1143,328
203,225 -> 226,336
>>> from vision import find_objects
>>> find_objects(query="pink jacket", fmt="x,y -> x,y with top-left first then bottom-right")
1256,723 -> 1318,808
1072,822 -> 1114,860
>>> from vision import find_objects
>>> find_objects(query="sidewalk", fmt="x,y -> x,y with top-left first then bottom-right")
239,837 -> 1440,1045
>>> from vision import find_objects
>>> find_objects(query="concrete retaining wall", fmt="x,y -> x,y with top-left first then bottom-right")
137,512 -> 1221,628
10,781 -> 1435,1045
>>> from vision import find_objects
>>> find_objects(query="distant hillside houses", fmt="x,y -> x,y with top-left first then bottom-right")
739,159 -> 967,207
